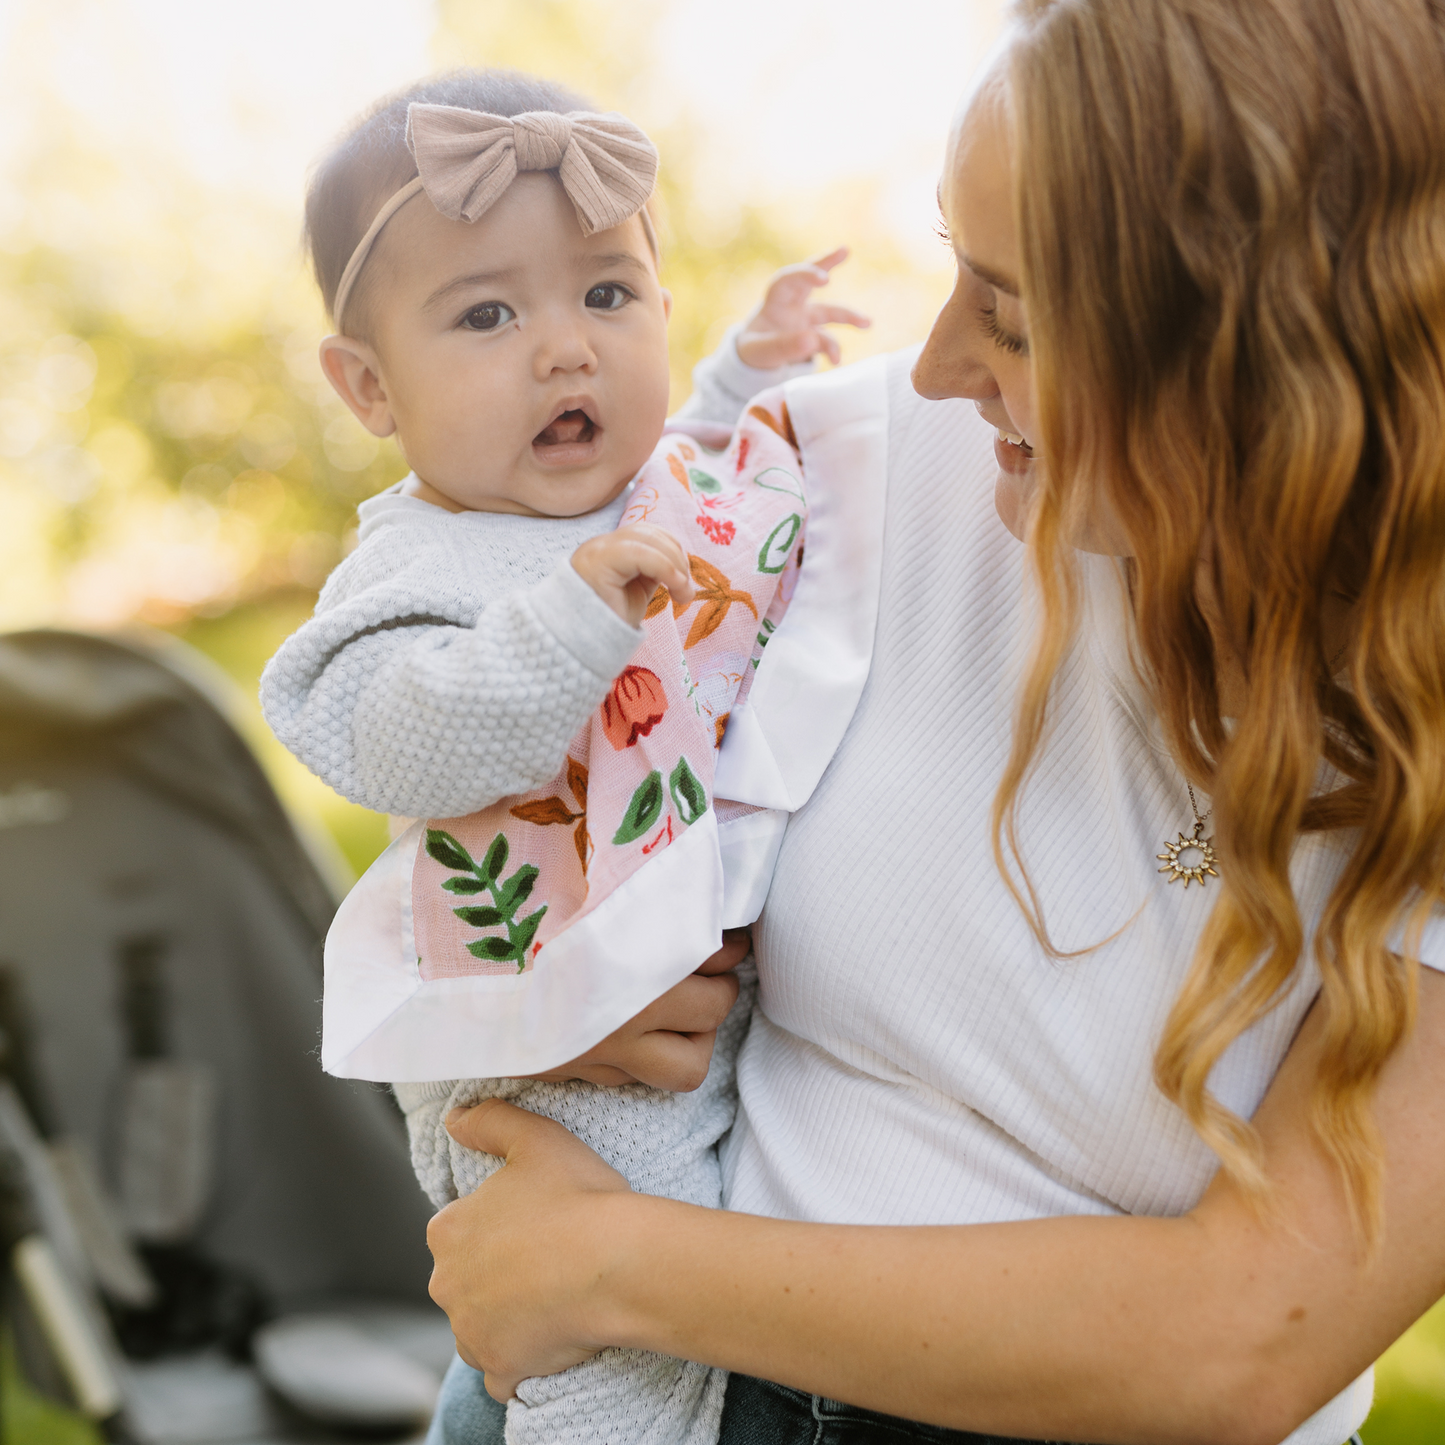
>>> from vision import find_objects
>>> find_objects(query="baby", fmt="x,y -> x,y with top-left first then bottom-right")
260,70 -> 866,1445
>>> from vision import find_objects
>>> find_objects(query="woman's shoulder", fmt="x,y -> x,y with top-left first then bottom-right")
782,345 -> 994,505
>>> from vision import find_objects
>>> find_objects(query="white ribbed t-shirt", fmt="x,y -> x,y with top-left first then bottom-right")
723,348 -> 1442,1445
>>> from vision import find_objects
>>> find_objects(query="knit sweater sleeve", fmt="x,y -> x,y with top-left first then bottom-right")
259,509 -> 642,819
671,324 -> 817,427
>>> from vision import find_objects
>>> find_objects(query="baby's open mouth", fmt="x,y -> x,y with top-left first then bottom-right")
533,408 -> 597,449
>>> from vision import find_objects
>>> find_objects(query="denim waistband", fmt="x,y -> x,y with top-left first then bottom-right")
718,1372 -> 1071,1445
719,1374 -> 1369,1445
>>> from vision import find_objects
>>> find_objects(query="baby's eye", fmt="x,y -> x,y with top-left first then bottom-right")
460,302 -> 516,332
585,283 -> 632,311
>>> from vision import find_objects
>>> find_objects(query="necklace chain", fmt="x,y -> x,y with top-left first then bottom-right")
1186,783 -> 1212,830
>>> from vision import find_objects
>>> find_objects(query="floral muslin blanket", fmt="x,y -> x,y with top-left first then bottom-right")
321,355 -> 892,1081
411,398 -> 806,984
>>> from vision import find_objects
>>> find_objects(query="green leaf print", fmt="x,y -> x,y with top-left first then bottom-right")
513,907 -> 547,959
425,829 -> 474,873
428,828 -> 549,968
688,467 -> 722,494
453,906 -> 504,928
481,833 -> 510,884
496,865 -> 539,912
669,756 -> 708,827
752,466 -> 804,501
442,876 -> 488,894
757,513 -> 802,574
467,936 -> 518,961
613,770 -> 664,844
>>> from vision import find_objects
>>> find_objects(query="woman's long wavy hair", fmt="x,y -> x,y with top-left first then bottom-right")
997,0 -> 1445,1233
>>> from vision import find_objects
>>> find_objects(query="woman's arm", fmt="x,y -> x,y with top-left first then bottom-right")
427,967 -> 1445,1445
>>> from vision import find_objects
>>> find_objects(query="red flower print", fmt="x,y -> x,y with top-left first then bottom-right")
696,513 -> 736,546
735,436 -> 751,474
602,666 -> 668,749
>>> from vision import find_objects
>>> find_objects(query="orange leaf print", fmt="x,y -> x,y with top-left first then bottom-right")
510,757 -> 591,874
678,441 -> 696,461
682,555 -> 757,649
644,584 -> 671,620
714,712 -> 730,748
667,454 -> 691,490
510,796 -> 579,827
685,601 -> 730,649
747,402 -> 799,452
566,755 -> 588,809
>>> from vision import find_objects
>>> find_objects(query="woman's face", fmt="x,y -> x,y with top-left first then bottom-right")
912,76 -> 1039,542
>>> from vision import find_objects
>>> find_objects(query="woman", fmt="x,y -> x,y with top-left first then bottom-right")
425,1 -> 1445,1441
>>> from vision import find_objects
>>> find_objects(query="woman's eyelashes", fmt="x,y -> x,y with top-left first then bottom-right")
459,301 -> 516,332
979,297 -> 1029,357
585,282 -> 634,311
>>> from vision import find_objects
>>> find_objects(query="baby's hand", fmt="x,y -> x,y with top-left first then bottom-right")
572,524 -> 696,627
735,246 -> 872,369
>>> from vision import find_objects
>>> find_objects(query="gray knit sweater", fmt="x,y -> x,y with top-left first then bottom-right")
261,332 -> 809,1445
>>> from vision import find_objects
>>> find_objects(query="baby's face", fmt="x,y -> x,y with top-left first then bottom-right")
364,173 -> 671,516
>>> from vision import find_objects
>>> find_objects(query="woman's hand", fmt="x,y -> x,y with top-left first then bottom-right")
736,247 -> 872,369
522,928 -> 750,1089
428,1100 -> 635,1400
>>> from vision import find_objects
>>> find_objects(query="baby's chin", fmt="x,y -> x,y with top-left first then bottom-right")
476,463 -> 637,520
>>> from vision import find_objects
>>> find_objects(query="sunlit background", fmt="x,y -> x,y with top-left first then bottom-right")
0,0 -> 1439,1434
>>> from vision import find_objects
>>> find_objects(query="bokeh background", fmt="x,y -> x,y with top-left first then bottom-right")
0,0 -> 1439,1435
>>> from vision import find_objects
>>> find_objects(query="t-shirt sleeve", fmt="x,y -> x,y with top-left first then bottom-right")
1411,906 -> 1445,972
260,536 -> 641,819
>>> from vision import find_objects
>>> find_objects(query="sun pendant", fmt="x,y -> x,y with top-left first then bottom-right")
1157,825 -> 1220,888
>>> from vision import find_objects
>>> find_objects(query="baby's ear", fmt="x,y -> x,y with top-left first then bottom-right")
318,335 -> 397,438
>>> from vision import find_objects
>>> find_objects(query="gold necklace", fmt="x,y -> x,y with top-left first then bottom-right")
1157,784 -> 1219,888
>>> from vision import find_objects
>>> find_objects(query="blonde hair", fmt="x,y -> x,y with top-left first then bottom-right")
998,0 -> 1445,1232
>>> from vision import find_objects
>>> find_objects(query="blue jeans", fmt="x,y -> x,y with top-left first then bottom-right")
718,1374 -> 1070,1445
718,1378 -> 1371,1445
423,1362 -> 1041,1445
426,1355 -> 506,1445
424,1358 -> 1370,1445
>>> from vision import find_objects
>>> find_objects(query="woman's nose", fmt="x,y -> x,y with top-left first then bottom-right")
912,282 -> 998,403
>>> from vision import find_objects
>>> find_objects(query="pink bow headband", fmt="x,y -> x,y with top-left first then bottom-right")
331,103 -> 661,332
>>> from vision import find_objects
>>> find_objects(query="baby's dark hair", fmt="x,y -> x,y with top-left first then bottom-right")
305,69 -> 596,333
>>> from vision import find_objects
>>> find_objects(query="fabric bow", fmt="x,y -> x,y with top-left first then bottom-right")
405,104 -> 659,236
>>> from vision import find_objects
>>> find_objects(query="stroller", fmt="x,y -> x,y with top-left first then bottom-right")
0,628 -> 449,1443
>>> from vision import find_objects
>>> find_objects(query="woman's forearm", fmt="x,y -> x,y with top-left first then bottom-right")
434,974 -> 1445,1445
596,1198 -> 1281,1445
589,984 -> 1445,1445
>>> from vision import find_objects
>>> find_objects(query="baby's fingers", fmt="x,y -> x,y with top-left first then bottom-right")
808,303 -> 872,330
612,525 -> 695,606
635,529 -> 695,605
806,245 -> 850,276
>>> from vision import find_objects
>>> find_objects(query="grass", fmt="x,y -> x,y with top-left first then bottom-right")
1363,1294 -> 1445,1442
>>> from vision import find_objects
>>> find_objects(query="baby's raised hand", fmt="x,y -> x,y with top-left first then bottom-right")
572,523 -> 696,628
735,246 -> 872,370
